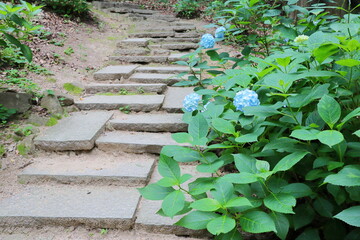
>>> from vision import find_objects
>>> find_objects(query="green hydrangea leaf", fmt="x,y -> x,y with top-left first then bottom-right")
161,190 -> 185,217
325,165 -> 360,187
175,211 -> 219,230
239,211 -> 276,233
334,206 -> 360,227
207,215 -> 236,235
264,193 -> 296,214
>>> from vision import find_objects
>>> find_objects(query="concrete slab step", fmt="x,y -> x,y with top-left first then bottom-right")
117,38 -> 150,48
85,83 -> 167,94
129,73 -> 181,85
162,87 -> 194,113
34,111 -> 113,151
136,66 -> 190,74
109,113 -> 187,132
109,55 -> 168,64
96,131 -> 186,154
135,165 -> 210,237
129,32 -> 175,38
0,186 -> 140,229
175,32 -> 201,38
18,154 -> 156,186
75,95 -> 165,111
94,65 -> 138,81
113,48 -> 150,56
110,7 -> 156,15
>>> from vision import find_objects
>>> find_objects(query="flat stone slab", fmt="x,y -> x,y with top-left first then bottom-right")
163,87 -> 194,113
175,32 -> 201,38
109,56 -> 168,63
75,95 -> 165,112
113,48 -> 150,56
135,165 -> 210,236
18,156 -> 155,186
96,131 -> 186,154
150,38 -> 199,43
129,32 -> 175,38
93,65 -> 138,81
0,186 -> 140,229
85,83 -> 167,94
136,66 -> 190,74
136,26 -> 196,32
129,73 -> 181,85
117,38 -> 150,48
154,43 -> 198,50
109,113 -> 187,132
35,111 -> 113,151
168,53 -> 190,62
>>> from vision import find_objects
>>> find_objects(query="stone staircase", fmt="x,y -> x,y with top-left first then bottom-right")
0,2 -> 207,239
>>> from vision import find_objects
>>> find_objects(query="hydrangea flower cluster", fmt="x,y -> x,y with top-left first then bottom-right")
294,34 -> 309,43
233,89 -> 260,111
215,26 -> 226,39
183,93 -> 201,112
200,33 -> 215,49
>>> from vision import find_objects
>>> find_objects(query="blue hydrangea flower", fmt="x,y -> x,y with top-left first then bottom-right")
215,27 -> 226,39
200,34 -> 215,49
183,93 -> 201,112
233,89 -> 260,111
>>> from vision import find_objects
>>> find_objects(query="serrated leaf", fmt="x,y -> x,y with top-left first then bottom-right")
233,154 -> 257,174
197,160 -> 224,173
189,177 -> 215,195
354,130 -> 360,137
162,190 -> 185,217
335,206 -> 360,227
221,173 -> 258,184
190,198 -> 221,211
313,197 -> 334,218
138,183 -> 174,200
317,95 -> 341,129
224,197 -> 252,208
158,154 -> 180,180
280,183 -> 313,198
290,129 -> 319,141
271,212 -> 289,240
325,165 -> 360,187
179,174 -> 193,184
273,151 -> 308,172
317,130 -> 344,147
215,229 -> 243,240
157,177 -> 179,187
293,204 -> 315,230
189,113 -> 209,140
235,127 -> 265,143
176,211 -> 218,230
172,132 -> 193,143
264,193 -> 296,214
239,211 -> 276,233
211,180 -> 234,204
212,118 -> 235,134
207,215 -> 236,235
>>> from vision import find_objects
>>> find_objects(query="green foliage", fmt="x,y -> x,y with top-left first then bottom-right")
17,143 -> 29,155
119,106 -> 131,114
174,0 -> 200,19
35,0 -> 90,18
0,1 -> 44,65
64,47 -> 74,56
46,116 -> 58,126
140,7 -> 360,240
1,69 -> 40,93
63,83 -> 84,95
0,104 -> 17,124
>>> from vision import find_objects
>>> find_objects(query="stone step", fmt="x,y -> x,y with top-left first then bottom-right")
163,87 -> 194,113
109,113 -> 187,132
117,38 -> 150,48
18,153 -> 156,186
96,131 -> 186,154
175,32 -> 201,38
0,185 -> 140,229
129,73 -> 181,85
109,55 -> 168,64
34,111 -> 113,151
146,15 -> 177,22
135,165 -> 210,237
93,65 -> 139,81
110,7 -> 156,15
136,66 -> 190,74
75,95 -> 165,111
85,83 -> 167,94
94,1 -> 142,9
113,48 -> 150,56
151,43 -> 198,50
136,26 -> 196,32
169,53 -> 190,63
150,37 -> 199,43
129,32 -> 175,38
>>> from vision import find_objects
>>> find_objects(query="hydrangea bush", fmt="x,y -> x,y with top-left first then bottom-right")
140,9 -> 360,240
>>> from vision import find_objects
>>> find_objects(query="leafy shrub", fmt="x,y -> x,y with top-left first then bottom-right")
0,1 -> 44,65
0,105 -> 17,124
63,83 -> 84,95
174,0 -> 200,19
35,0 -> 90,18
139,8 -> 360,240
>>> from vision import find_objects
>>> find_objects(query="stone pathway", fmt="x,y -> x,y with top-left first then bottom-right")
0,1 -> 208,239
